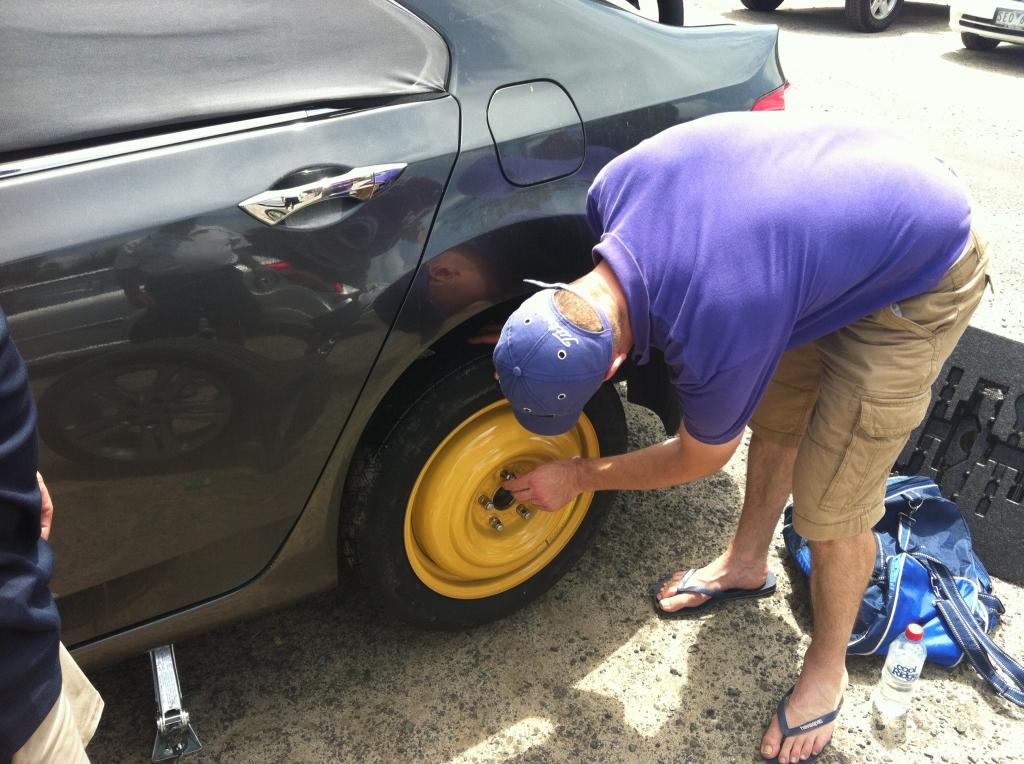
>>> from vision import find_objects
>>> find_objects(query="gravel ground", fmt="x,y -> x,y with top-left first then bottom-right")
87,2 -> 1024,762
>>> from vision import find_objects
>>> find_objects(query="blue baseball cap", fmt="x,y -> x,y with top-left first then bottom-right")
494,280 -> 614,435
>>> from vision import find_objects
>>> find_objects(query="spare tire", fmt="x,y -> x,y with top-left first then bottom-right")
341,350 -> 627,629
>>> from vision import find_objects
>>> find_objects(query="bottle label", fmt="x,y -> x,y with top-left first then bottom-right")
889,664 -> 918,682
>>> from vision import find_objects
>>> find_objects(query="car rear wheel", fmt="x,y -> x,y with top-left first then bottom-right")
341,350 -> 627,629
845,0 -> 902,31
961,32 -> 1001,50
740,0 -> 785,12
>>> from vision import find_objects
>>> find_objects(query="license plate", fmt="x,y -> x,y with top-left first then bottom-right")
995,8 -> 1024,28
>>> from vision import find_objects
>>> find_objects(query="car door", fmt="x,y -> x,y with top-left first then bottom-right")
0,0 -> 458,645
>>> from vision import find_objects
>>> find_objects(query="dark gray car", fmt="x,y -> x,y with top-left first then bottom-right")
0,0 -> 785,669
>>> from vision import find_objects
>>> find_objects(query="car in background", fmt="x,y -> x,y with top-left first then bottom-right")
739,0 -> 905,33
614,0 -> 686,24
950,0 -> 1024,49
0,0 -> 786,671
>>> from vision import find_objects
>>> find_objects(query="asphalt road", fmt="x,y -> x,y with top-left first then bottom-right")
88,3 -> 1024,762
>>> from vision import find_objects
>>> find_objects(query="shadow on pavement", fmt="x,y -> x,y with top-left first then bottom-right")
721,2 -> 949,37
942,44 -> 1024,74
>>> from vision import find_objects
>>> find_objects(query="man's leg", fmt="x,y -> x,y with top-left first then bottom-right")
753,374 -> 928,763
760,226 -> 991,761
656,432 -> 797,610
760,530 -> 874,763
12,644 -> 103,764
755,374 -> 910,764
657,344 -> 821,612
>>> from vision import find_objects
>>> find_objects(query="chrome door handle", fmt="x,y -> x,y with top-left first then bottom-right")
238,163 -> 407,225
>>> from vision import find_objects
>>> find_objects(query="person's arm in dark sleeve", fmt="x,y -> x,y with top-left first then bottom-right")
0,310 -> 61,761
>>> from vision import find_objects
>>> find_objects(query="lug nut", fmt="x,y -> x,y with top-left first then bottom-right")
500,469 -> 516,481
517,505 -> 532,520
489,517 -> 505,532
477,495 -> 495,510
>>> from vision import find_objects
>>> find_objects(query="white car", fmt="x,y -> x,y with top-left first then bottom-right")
950,0 -> 1024,49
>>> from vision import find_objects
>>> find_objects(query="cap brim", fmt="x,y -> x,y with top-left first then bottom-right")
511,408 -> 581,436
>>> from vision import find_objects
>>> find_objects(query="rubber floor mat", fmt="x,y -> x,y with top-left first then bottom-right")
895,326 -> 1024,584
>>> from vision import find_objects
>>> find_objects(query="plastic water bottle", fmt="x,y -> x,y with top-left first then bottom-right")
873,623 -> 928,719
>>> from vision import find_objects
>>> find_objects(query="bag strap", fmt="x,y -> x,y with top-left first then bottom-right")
923,556 -> 1024,708
894,489 -> 927,552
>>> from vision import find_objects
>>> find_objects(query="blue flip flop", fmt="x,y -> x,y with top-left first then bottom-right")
652,567 -> 777,618
762,686 -> 843,764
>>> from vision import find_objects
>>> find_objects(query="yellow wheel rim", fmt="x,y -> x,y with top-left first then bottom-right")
404,399 -> 600,599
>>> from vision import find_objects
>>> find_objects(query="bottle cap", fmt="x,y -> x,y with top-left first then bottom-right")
905,623 -> 924,641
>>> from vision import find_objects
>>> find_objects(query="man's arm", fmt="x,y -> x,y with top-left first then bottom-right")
580,424 -> 742,492
503,424 -> 743,510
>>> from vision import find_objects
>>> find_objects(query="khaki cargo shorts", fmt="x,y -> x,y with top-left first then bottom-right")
750,227 -> 991,541
11,644 -> 103,764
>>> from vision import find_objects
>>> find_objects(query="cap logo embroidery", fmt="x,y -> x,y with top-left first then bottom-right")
547,322 -> 580,347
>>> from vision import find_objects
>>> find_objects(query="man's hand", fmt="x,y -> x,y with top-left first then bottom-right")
503,458 -> 585,511
37,472 -> 53,541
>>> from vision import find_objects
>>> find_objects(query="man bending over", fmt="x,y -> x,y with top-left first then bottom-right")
491,112 -> 990,763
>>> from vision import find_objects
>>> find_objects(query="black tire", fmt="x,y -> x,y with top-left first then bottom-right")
845,0 -> 903,31
740,0 -> 785,12
657,0 -> 685,25
341,350 -> 627,630
961,32 -> 1000,50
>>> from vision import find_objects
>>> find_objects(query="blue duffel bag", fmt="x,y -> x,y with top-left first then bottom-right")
783,475 -> 1024,708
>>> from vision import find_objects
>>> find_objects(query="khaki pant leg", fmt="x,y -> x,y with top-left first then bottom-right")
12,645 -> 104,764
749,343 -> 823,448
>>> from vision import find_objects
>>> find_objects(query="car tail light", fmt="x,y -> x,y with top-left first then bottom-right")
752,83 -> 789,111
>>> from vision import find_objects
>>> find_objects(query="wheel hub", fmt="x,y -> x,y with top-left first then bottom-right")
404,399 -> 599,599
869,0 -> 895,19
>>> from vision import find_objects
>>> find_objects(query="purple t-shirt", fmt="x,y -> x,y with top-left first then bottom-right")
587,112 -> 971,444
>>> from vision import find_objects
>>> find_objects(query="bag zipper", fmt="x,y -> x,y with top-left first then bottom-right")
884,475 -> 934,500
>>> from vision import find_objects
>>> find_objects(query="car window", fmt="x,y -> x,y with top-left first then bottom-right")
0,0 -> 449,158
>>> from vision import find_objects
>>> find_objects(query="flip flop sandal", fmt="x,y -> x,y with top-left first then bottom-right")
762,686 -> 843,764
651,567 -> 777,618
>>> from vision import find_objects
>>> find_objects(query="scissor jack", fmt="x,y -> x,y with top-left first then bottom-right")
149,645 -> 202,762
